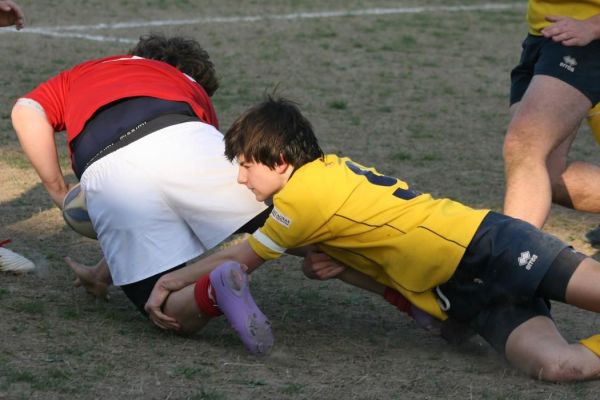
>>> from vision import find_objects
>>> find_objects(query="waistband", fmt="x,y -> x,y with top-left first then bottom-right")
71,97 -> 198,179
79,112 -> 199,177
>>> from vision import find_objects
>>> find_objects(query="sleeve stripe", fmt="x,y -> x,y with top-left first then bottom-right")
252,230 -> 287,254
15,98 -> 47,117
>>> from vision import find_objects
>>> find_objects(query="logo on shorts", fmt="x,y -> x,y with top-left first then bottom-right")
559,56 -> 577,72
518,251 -> 538,271
270,207 -> 292,228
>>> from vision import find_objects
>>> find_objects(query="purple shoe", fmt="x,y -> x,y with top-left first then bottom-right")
209,261 -> 274,355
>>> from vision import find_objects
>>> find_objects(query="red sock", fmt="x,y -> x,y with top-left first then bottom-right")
383,287 -> 412,315
194,274 -> 223,317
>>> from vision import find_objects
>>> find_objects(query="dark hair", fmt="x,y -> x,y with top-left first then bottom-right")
224,96 -> 324,169
129,33 -> 219,96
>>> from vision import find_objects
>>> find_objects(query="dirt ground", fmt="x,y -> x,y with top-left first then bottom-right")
2,0 -> 600,399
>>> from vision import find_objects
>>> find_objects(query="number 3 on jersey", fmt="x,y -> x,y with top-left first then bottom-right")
345,160 -> 421,200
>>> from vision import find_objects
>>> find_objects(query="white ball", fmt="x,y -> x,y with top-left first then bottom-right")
62,184 -> 97,239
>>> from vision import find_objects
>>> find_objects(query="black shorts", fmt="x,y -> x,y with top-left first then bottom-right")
510,34 -> 600,106
120,263 -> 188,314
437,212 -> 585,354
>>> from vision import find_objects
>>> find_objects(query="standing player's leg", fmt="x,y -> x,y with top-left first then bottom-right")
503,75 -> 591,228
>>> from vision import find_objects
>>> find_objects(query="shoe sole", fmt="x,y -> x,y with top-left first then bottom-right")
210,261 -> 274,355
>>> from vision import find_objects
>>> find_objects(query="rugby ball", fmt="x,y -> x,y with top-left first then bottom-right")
62,184 -> 97,239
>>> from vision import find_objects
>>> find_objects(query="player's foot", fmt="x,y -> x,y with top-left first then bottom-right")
585,225 -> 600,248
64,257 -> 110,300
209,261 -> 274,355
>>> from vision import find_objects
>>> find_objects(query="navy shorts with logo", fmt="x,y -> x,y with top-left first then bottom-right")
437,212 -> 585,354
510,34 -> 600,106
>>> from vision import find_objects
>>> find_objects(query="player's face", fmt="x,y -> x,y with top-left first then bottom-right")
236,155 -> 284,202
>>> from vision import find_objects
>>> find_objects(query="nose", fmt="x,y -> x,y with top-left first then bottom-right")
237,167 -> 247,184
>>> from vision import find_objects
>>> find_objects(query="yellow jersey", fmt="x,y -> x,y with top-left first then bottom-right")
527,0 -> 600,35
248,155 -> 489,319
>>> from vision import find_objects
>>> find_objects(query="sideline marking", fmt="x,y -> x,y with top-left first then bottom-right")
1,3 -> 523,43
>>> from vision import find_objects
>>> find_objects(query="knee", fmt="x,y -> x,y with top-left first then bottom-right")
529,356 -> 587,382
502,123 -> 549,166
502,128 -> 530,166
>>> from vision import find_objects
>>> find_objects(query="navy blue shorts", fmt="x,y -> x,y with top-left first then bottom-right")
437,212 -> 585,354
510,34 -> 600,106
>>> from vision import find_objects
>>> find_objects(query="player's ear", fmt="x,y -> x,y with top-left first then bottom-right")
274,154 -> 291,174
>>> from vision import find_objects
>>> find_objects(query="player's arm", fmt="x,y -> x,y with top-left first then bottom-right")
12,102 -> 69,207
542,13 -> 600,46
145,239 -> 265,329
303,250 -> 440,332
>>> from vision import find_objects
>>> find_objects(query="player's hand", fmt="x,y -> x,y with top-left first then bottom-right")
542,15 -> 597,46
0,0 -> 24,30
302,251 -> 346,280
47,180 -> 75,209
144,275 -> 186,331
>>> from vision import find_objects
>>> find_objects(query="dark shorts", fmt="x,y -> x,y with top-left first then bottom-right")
120,206 -> 272,314
510,34 -> 600,106
437,212 -> 585,354
121,263 -> 187,314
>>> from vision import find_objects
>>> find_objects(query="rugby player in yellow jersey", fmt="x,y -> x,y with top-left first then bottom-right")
147,96 -> 600,381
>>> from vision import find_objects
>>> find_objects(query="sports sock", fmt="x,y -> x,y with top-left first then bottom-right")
194,274 -> 223,317
383,287 -> 411,315
580,334 -> 600,357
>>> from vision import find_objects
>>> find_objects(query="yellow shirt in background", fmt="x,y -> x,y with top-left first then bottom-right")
527,0 -> 600,35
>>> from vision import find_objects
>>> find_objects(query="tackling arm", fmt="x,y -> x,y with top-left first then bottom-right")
144,239 -> 265,329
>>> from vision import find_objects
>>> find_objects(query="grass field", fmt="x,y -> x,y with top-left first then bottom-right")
2,1 -> 600,399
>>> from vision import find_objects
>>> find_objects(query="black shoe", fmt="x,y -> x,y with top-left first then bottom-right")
585,225 -> 600,248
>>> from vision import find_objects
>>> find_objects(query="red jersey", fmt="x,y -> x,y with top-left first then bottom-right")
21,55 -> 219,145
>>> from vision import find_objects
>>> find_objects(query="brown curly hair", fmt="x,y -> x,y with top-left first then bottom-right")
129,33 -> 219,97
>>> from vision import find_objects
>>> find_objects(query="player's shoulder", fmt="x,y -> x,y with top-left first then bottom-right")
278,154 -> 354,206
288,155 -> 345,190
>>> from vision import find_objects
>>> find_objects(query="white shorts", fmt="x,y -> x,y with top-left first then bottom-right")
80,121 -> 266,286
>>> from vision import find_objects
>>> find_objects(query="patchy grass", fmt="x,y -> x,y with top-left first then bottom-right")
2,1 -> 600,399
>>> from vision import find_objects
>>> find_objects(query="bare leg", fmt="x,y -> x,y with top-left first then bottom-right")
558,161 -> 600,213
161,262 -> 274,355
504,258 -> 600,381
506,316 -> 600,381
503,75 -> 591,228
548,132 -> 600,212
64,256 -> 112,300
163,284 -> 212,334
